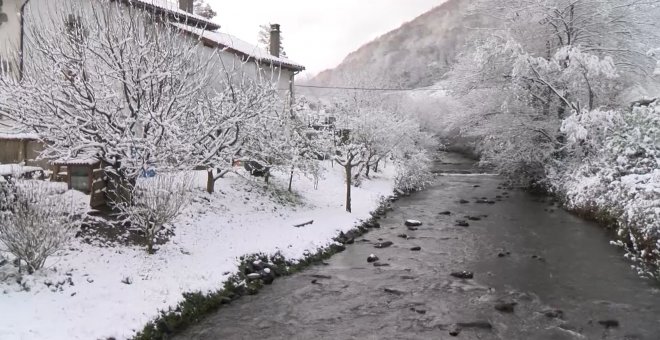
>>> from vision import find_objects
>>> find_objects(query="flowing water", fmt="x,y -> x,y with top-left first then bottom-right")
174,152 -> 660,340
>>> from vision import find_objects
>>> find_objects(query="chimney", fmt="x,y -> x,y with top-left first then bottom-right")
179,0 -> 194,13
269,24 -> 281,57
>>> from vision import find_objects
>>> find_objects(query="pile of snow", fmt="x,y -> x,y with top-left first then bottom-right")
0,162 -> 395,340
0,164 -> 43,177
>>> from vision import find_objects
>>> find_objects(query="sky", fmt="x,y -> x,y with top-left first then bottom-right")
206,0 -> 445,77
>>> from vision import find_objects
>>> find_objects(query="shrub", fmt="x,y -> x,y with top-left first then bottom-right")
114,173 -> 193,254
557,102 -> 660,279
0,180 -> 78,274
394,150 -> 434,192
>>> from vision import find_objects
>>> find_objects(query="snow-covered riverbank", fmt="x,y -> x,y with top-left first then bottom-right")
0,163 -> 395,340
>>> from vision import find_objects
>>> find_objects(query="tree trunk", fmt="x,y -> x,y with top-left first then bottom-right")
374,159 -> 380,173
345,164 -> 352,213
288,168 -> 294,192
206,169 -> 215,194
365,162 -> 371,179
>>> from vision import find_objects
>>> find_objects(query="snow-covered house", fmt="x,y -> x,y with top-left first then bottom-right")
0,0 -> 304,181
0,0 -> 303,92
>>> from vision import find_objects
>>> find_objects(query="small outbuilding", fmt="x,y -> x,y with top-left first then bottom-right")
52,158 -> 107,208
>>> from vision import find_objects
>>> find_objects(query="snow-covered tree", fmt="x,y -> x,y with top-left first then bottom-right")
329,91 -> 436,212
442,0 -> 659,186
237,93 -> 328,191
394,150 -> 434,192
0,180 -> 77,274
555,101 -> 659,278
190,64 -> 281,193
193,0 -> 217,19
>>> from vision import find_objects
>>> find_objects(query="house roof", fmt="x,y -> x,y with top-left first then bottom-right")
173,23 -> 305,72
53,157 -> 100,166
131,0 -> 221,31
0,119 -> 38,140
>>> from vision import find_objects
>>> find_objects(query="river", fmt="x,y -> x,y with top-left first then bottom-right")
174,152 -> 660,340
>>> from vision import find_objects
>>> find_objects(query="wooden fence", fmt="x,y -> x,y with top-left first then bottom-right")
90,168 -> 108,208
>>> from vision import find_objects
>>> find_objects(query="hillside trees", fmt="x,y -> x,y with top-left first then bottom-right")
193,0 -> 217,19
445,0 -> 659,186
330,92 -> 436,212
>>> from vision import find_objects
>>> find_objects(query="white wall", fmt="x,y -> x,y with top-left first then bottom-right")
209,46 -> 294,97
0,0 -> 25,78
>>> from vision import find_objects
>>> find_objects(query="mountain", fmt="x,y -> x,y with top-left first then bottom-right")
309,0 -> 486,88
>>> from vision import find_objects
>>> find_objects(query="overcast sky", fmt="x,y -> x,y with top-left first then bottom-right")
205,0 -> 445,77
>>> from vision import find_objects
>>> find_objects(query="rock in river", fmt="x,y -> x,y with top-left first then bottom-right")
543,309 -> 564,319
439,211 -> 452,215
247,273 -> 262,281
384,288 -> 405,295
367,254 -> 379,263
455,220 -> 470,227
451,271 -> 474,279
494,301 -> 517,313
364,221 -> 381,229
259,268 -> 275,285
410,246 -> 422,251
374,241 -> 394,249
404,219 -> 423,227
598,319 -> 619,329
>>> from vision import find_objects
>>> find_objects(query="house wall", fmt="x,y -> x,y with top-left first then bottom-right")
0,0 -> 24,78
204,45 -> 294,100
0,139 -> 23,163
0,138 -> 47,167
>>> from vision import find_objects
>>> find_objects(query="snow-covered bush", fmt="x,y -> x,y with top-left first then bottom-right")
115,173 -> 193,254
0,180 -> 78,274
394,150 -> 434,192
557,101 -> 660,278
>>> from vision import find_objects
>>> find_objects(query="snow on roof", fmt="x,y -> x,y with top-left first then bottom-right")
0,119 -> 38,140
173,23 -> 305,72
53,158 -> 100,166
133,0 -> 220,31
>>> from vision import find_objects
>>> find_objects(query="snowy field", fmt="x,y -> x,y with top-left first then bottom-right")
0,162 -> 394,340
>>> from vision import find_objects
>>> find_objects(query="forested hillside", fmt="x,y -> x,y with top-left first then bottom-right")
310,0 -> 483,88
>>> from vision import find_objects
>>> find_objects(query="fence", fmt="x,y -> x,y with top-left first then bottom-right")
90,168 -> 107,208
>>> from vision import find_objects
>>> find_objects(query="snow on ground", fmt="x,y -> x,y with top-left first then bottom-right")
0,164 -> 44,177
0,161 -> 395,340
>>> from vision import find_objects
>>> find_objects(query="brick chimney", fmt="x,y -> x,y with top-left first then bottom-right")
269,24 -> 281,57
179,0 -> 193,13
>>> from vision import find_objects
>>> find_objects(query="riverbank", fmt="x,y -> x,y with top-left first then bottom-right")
0,162 -> 395,340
